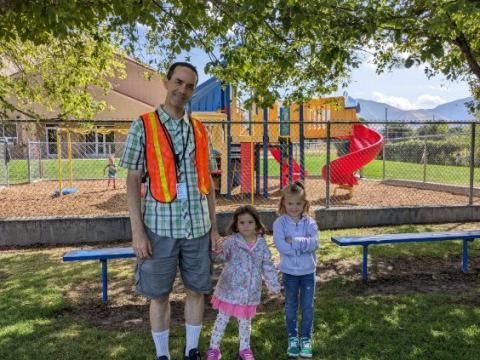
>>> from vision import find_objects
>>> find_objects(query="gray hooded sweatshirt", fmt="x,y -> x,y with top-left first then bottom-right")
273,214 -> 319,276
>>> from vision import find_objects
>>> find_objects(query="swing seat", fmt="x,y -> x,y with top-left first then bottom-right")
52,187 -> 78,197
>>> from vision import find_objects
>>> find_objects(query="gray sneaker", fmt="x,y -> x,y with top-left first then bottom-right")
287,336 -> 300,357
299,337 -> 313,358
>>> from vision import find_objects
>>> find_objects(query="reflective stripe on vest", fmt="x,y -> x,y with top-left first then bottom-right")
191,117 -> 211,194
141,111 -> 210,203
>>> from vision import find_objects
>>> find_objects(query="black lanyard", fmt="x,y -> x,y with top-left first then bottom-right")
175,119 -> 191,166
156,108 -> 192,173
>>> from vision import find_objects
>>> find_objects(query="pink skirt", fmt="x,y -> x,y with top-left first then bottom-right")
211,296 -> 257,319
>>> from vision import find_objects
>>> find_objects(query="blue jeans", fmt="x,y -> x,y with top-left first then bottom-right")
283,272 -> 316,338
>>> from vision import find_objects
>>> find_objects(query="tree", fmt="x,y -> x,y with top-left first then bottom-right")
384,123 -> 415,140
417,122 -> 449,137
1,30 -> 125,120
371,0 -> 480,111
1,1 -> 479,116
0,1 -> 377,111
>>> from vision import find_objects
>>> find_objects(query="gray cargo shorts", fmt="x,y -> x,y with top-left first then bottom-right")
135,228 -> 212,299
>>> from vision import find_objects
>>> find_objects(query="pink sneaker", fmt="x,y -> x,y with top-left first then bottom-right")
206,347 -> 221,360
239,348 -> 255,360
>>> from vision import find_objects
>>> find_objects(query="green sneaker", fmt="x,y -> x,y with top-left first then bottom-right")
299,337 -> 313,358
287,336 -> 300,357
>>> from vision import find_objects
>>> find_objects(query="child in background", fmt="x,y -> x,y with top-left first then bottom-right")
273,181 -> 319,358
206,205 -> 281,360
104,154 -> 117,189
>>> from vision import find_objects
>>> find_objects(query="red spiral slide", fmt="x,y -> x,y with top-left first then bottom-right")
322,124 -> 384,186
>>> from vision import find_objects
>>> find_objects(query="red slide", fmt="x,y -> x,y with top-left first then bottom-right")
269,147 -> 309,185
322,124 -> 384,186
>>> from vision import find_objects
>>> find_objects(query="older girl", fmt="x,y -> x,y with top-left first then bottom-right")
273,181 -> 318,358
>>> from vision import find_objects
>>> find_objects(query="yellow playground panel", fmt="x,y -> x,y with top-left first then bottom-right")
229,96 -> 359,143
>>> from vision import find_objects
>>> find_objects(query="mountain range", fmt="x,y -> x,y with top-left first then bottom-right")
357,97 -> 476,121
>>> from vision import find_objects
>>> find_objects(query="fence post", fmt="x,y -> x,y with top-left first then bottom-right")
288,138 -> 293,183
27,141 -> 31,183
325,121 -> 331,209
0,139 -> 8,186
469,122 -> 476,205
57,130 -> 63,195
5,140 -> 9,186
38,142 -> 44,179
225,84 -> 232,199
423,142 -> 427,183
382,109 -> 388,180
263,107 -> 269,198
299,103 -> 305,180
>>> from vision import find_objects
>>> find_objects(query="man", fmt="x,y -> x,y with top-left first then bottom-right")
120,62 -> 220,360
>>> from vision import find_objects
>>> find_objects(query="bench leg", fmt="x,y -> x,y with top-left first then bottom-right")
362,245 -> 369,282
462,240 -> 469,273
101,259 -> 108,303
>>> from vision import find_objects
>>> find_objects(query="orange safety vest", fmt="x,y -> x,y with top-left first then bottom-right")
141,111 -> 210,203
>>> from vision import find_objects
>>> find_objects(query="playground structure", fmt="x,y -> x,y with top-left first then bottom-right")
51,125 -> 129,195
189,77 -> 384,199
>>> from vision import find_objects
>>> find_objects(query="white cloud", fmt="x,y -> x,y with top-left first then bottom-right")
372,91 -> 415,110
372,91 -> 446,110
415,94 -> 445,108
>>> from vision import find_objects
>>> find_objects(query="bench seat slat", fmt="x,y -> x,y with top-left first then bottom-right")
332,230 -> 480,246
63,247 -> 135,261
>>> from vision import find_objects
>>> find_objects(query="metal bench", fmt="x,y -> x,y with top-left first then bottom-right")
63,247 -> 135,303
331,230 -> 480,281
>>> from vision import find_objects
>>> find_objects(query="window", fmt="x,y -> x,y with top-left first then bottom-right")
86,126 -> 115,157
0,122 -> 17,143
46,126 -> 58,156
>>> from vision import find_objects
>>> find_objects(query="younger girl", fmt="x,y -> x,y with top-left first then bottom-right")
273,181 -> 318,358
207,205 -> 280,360
104,154 -> 117,189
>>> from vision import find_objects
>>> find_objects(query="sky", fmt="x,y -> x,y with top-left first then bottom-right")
176,48 -> 472,111
340,61 -> 471,110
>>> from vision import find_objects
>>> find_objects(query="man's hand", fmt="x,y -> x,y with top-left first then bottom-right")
133,231 -> 152,259
210,229 -> 222,253
285,236 -> 293,244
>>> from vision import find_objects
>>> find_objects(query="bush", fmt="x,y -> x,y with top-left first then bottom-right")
378,139 -> 467,165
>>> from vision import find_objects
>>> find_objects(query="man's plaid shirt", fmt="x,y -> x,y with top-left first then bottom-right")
119,106 -> 217,239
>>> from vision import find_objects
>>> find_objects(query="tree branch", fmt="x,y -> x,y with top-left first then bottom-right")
0,96 -> 46,120
451,21 -> 480,81
454,34 -> 480,81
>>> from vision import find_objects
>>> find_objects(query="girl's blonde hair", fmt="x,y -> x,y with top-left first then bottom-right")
278,180 -> 310,215
227,205 -> 266,235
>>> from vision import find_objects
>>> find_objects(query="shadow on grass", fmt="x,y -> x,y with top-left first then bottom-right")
2,240 -> 480,359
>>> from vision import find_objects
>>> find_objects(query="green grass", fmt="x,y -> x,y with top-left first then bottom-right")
4,159 -> 127,184
2,222 -> 480,359
259,155 -> 480,186
4,153 -> 480,187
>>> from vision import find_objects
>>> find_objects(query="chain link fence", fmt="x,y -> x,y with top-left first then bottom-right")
1,139 -> 26,186
1,120 -> 479,218
0,139 -> 8,186
26,141 -> 126,183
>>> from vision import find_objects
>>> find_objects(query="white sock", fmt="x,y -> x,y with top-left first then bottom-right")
152,329 -> 170,359
185,323 -> 203,355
